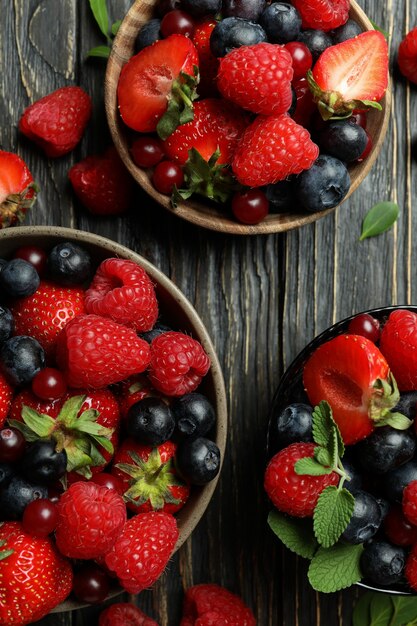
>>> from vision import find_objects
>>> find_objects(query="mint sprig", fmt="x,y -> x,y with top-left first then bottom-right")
267,510 -> 318,559
308,543 -> 363,593
87,0 -> 121,59
353,593 -> 417,626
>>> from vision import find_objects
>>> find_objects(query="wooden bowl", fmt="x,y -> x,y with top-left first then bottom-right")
105,0 -> 391,235
0,225 -> 227,612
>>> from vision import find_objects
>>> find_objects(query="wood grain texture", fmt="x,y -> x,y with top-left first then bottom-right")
0,0 -> 408,624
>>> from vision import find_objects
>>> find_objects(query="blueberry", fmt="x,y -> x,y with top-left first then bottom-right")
318,120 -> 368,162
210,17 -> 267,57
0,306 -> 14,345
269,403 -> 313,452
0,259 -> 40,298
127,397 -> 175,446
375,497 -> 390,521
47,242 -> 92,286
259,3 -> 301,44
384,460 -> 417,502
181,0 -> 221,16
140,323 -> 172,344
0,475 -> 47,520
0,336 -> 45,386
173,393 -> 216,438
393,391 -> 417,420
295,155 -> 351,213
341,490 -> 382,544
176,437 -> 221,485
361,541 -> 406,586
356,427 -> 416,475
135,18 -> 162,52
332,19 -> 362,44
223,0 -> 266,21
343,460 -> 363,494
20,439 -> 67,484
298,30 -> 333,62
0,259 -> 7,273
0,463 -> 13,488
264,180 -> 295,214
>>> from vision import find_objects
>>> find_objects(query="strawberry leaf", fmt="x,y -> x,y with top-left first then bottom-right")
89,434 -> 114,454
295,456 -> 333,476
268,510 -> 318,559
89,0 -> 110,40
308,543 -> 363,592
369,20 -> 390,39
8,419 -> 40,442
156,68 -> 200,141
360,202 -> 399,241
313,486 -> 354,548
56,395 -> 87,428
0,537 -> 13,561
20,407 -> 56,437
87,45 -> 111,59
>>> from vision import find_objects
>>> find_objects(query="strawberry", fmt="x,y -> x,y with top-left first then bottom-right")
112,438 -> 190,514
181,584 -> 256,626
0,521 -> 73,625
0,373 -> 13,428
232,114 -> 319,187
118,374 -> 153,420
264,443 -> 339,517
217,43 -> 294,115
291,0 -> 350,31
56,314 -> 151,388
9,281 -> 86,358
380,310 -> 417,391
69,147 -> 134,216
308,31 -> 389,120
398,28 -> 417,84
0,150 -> 37,229
405,544 -> 417,591
117,34 -> 199,138
403,481 -> 417,527
19,86 -> 92,157
303,334 -> 407,445
99,603 -> 159,626
8,389 -> 64,424
192,20 -> 219,98
85,258 -> 158,331
104,511 -> 179,594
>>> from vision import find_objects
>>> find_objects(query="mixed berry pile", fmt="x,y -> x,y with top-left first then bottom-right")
265,308 -> 417,593
0,241 -> 221,625
116,0 -> 389,224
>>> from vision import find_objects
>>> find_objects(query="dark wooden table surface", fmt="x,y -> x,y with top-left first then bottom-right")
1,0 -> 414,624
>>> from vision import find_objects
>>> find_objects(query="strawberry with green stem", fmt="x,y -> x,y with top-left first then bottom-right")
0,150 -> 38,229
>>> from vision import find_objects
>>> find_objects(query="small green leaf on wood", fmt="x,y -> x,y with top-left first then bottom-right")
89,0 -> 110,39
87,45 -> 111,59
111,20 -> 121,35
313,485 -> 354,547
370,593 -> 394,626
369,20 -> 390,39
353,593 -> 373,626
267,510 -> 318,559
391,596 -> 417,625
308,542 -> 363,593
359,202 -> 399,241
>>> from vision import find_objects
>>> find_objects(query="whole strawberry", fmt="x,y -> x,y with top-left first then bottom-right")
118,374 -> 153,420
217,43 -> 294,115
0,373 -> 13,428
104,511 -> 178,594
0,150 -> 37,229
405,544 -> 417,591
398,28 -> 417,84
380,310 -> 417,391
403,481 -> 417,527
99,603 -> 159,626
232,114 -> 319,187
181,584 -> 256,626
292,0 -> 350,31
0,521 -> 73,625
19,86 -> 92,157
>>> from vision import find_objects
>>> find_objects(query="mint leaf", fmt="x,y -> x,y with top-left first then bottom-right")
370,593 -> 393,626
353,593 -> 373,626
307,543 -> 363,592
391,597 -> 417,625
89,0 -> 110,39
267,510 -> 318,559
313,486 -> 354,547
360,202 -> 399,241
87,45 -> 111,58
312,401 -> 333,446
314,447 -> 331,466
295,456 -> 333,476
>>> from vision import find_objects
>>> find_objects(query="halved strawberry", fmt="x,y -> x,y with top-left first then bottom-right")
0,150 -> 37,228
0,374 -> 13,428
117,34 -> 199,138
303,334 -> 409,445
308,31 -> 389,120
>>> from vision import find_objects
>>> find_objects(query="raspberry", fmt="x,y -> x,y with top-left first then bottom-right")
85,258 -> 158,331
55,482 -> 126,559
181,584 -> 256,626
104,511 -> 178,593
217,43 -> 293,115
264,442 -> 339,517
405,544 -> 417,591
398,27 -> 417,84
149,331 -> 210,396
292,0 -> 350,31
56,314 -> 151,388
99,603 -> 159,626
403,481 -> 417,526
380,309 -> 417,391
384,505 -> 417,547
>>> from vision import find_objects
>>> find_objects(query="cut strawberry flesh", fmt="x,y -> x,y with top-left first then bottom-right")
0,152 -> 33,203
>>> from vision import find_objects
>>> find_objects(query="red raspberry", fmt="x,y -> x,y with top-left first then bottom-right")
192,20 -> 219,98
104,511 -> 178,593
85,258 -> 158,332
291,0 -> 350,31
398,28 -> 417,84
232,114 -> 319,187
55,482 -> 126,559
264,442 -> 339,517
99,603 -> 159,626
380,309 -> 417,391
403,481 -> 417,526
56,314 -> 151,388
384,505 -> 417,547
0,373 -> 13,428
217,43 -> 293,115
180,584 -> 256,626
148,331 -> 210,396
19,86 -> 92,157
405,544 -> 417,591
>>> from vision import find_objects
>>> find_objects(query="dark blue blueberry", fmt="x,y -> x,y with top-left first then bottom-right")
393,391 -> 417,420
0,336 -> 45,386
173,393 -> 216,438
0,475 -> 48,520
269,403 -> 313,452
21,440 -> 67,485
210,17 -> 267,57
356,427 -> 416,475
135,18 -> 162,52
341,490 -> 382,544
0,306 -> 14,345
223,0 -> 266,21
0,463 -> 13,489
0,259 -> 7,273
318,120 -> 368,162
384,460 -> 417,502
375,497 -> 390,521
182,0 -> 221,16
298,29 -> 332,62
47,242 -> 92,286
259,3 -> 301,43
332,19 -> 362,44
0,259 -> 39,298
127,397 -> 175,446
264,180 -> 295,214
295,155 -> 350,213
176,437 -> 220,485
361,541 -> 406,586
343,460 -> 363,494
140,323 -> 172,344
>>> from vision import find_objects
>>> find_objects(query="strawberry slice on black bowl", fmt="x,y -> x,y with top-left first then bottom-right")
265,306 -> 417,596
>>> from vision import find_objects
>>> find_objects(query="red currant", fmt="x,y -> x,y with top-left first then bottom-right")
13,246 -> 47,276
284,42 -> 313,80
357,131 -> 373,163
22,499 -> 58,537
351,110 -> 367,129
131,136 -> 165,168
152,161 -> 184,195
232,189 -> 269,225
32,368 -> 67,400
73,565 -> 111,604
161,10 -> 195,38
291,78 -> 316,127
384,505 -> 417,546
0,427 -> 26,462
91,473 -> 124,495
347,313 -> 381,343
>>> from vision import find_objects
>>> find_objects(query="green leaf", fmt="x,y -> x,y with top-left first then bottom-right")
391,597 -> 417,625
267,510 -> 318,559
21,406 -> 55,437
0,548 -> 13,561
312,401 -> 334,447
376,411 -> 413,430
353,593 -> 373,626
156,68 -> 199,140
370,593 -> 394,626
307,543 -> 363,593
314,447 -> 332,466
111,20 -> 121,35
313,486 -> 354,548
369,20 -> 390,39
7,419 -> 40,442
295,456 -> 333,476
90,434 -> 114,454
87,45 -> 111,58
89,0 -> 110,39
56,395 -> 86,428
359,202 -> 399,241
